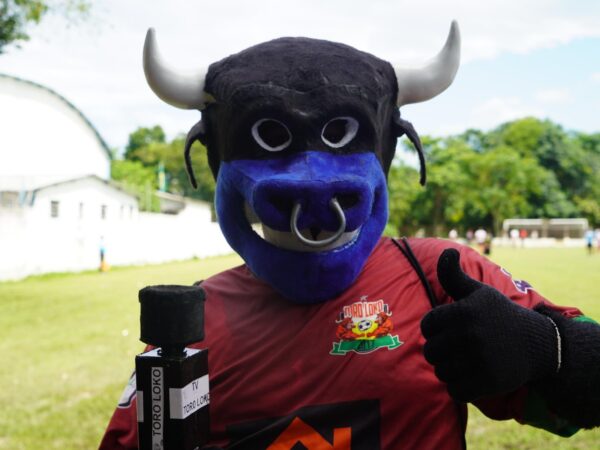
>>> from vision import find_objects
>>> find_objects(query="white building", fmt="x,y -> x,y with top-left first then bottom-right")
0,74 -> 111,189
0,74 -> 230,281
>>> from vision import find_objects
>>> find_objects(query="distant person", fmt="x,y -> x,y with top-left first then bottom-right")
483,237 -> 492,256
519,229 -> 528,248
585,229 -> 595,255
510,228 -> 519,247
531,230 -> 539,239
448,229 -> 458,241
99,236 -> 109,272
465,229 -> 474,244
474,228 -> 487,253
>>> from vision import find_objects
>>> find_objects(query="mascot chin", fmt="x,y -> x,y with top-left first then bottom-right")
101,22 -> 600,450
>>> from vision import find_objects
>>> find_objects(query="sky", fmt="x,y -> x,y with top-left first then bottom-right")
1,0 -> 599,154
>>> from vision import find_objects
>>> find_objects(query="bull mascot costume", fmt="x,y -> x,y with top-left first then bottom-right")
101,22 -> 600,449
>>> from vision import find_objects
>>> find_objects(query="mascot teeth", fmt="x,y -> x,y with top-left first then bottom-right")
260,223 -> 360,253
246,202 -> 359,252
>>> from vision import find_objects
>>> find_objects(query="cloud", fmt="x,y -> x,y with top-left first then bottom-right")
591,72 -> 600,83
534,88 -> 572,104
470,97 -> 544,129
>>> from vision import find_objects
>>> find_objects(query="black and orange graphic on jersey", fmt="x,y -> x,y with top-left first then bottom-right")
226,401 -> 380,450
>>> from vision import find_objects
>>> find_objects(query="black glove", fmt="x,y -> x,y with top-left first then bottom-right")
533,305 -> 600,429
420,248 -> 560,402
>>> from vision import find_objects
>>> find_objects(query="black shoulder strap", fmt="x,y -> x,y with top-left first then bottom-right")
392,237 -> 468,450
392,237 -> 439,309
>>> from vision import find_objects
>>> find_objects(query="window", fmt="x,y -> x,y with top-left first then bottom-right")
79,202 -> 84,219
1,192 -> 18,208
120,205 -> 124,219
50,201 -> 59,218
129,205 -> 134,218
101,204 -> 107,220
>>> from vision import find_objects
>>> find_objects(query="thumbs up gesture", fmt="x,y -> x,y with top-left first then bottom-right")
420,249 -> 559,402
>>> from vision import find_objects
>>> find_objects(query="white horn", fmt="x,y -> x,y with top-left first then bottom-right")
395,21 -> 461,107
143,28 -> 208,110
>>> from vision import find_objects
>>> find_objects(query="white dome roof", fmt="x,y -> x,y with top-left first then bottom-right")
0,74 -> 111,190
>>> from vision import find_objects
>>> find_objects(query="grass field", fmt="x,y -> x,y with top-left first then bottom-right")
1,247 -> 600,449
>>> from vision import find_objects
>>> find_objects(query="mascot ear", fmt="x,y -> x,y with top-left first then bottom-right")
393,113 -> 427,186
184,120 -> 207,189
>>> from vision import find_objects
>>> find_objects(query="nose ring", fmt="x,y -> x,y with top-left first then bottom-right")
290,198 -> 347,248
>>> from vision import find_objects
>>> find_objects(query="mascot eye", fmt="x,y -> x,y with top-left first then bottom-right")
251,119 -> 292,152
321,117 -> 359,148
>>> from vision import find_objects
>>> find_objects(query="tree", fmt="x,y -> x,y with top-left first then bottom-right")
171,137 -> 216,201
0,0 -> 90,53
120,126 -> 216,203
110,159 -> 160,212
387,163 -> 421,236
124,125 -> 166,161
576,132 -> 600,155
414,137 -> 475,236
573,132 -> 600,226
491,118 -> 590,196
489,117 -> 547,156
386,117 -> 593,236
468,146 -> 551,234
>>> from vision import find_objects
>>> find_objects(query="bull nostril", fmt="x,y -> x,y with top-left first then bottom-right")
309,227 -> 321,239
336,193 -> 360,210
269,194 -> 293,214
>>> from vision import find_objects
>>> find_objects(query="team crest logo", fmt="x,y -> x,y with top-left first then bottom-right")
330,296 -> 403,355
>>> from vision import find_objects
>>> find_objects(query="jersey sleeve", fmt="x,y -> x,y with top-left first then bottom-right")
438,243 -> 582,316
99,371 -> 139,450
435,243 -> 584,436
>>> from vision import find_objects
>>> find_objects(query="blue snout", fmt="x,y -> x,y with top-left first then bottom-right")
228,151 -> 380,232
214,150 -> 388,302
252,177 -> 371,232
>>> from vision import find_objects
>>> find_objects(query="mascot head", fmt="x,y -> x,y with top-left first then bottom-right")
143,23 -> 460,303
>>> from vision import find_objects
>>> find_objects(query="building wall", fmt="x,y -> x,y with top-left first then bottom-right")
108,204 -> 231,267
0,178 -> 231,281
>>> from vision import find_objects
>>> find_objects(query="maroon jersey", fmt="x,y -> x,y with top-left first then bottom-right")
101,238 -> 582,449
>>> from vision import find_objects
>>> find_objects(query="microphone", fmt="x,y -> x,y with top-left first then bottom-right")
135,285 -> 209,450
